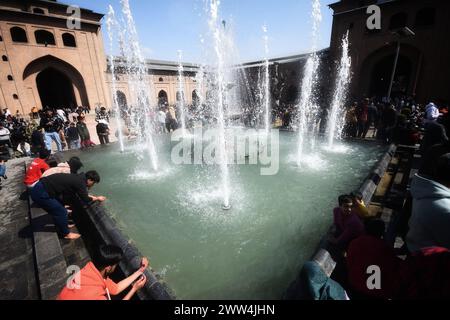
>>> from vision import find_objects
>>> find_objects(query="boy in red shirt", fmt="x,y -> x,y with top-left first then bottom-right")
24,149 -> 51,188
58,244 -> 148,300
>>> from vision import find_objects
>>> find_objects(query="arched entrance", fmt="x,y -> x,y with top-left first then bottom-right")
370,54 -> 412,98
359,44 -> 421,99
116,90 -> 127,109
116,90 -> 128,118
158,90 -> 168,106
23,55 -> 89,109
36,68 -> 76,109
192,90 -> 200,105
285,85 -> 298,103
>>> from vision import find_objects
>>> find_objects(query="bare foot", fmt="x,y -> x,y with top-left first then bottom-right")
64,232 -> 81,240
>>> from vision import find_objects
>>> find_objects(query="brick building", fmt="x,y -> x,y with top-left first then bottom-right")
328,0 -> 450,104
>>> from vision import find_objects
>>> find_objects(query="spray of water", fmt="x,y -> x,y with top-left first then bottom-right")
327,31 -> 351,147
194,63 -> 205,108
119,0 -> 158,171
296,0 -> 322,167
262,24 -> 271,135
106,6 -> 125,153
208,0 -> 231,209
177,50 -> 187,136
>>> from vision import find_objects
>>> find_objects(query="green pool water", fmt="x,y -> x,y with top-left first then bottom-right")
78,131 -> 384,299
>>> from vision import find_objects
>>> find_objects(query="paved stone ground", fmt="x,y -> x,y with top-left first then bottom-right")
0,158 -> 39,299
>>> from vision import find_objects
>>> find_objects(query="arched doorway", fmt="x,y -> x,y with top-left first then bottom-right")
116,90 -> 128,118
36,68 -> 76,108
192,90 -> 200,105
369,54 -> 412,98
23,55 -> 89,109
158,90 -> 168,106
359,44 -> 421,99
285,85 -> 298,103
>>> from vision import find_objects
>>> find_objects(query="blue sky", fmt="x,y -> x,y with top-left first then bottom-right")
71,0 -> 334,63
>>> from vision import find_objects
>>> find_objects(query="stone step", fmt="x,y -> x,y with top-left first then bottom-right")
0,159 -> 39,300
27,171 -> 68,300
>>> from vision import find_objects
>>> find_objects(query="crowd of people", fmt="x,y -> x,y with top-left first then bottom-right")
341,96 -> 449,146
2,94 -> 450,300
299,98 -> 450,300
20,144 -> 150,299
0,106 -> 114,161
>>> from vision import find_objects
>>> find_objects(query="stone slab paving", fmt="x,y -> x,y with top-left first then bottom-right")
0,158 -> 39,299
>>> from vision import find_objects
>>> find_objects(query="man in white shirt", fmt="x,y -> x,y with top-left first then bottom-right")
0,122 -> 12,158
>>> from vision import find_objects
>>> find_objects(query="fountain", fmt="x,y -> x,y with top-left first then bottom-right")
296,0 -> 322,167
119,0 -> 158,171
176,50 -> 187,136
262,24 -> 271,134
207,0 -> 231,209
106,6 -> 125,153
327,31 -> 352,148
79,0 -> 389,300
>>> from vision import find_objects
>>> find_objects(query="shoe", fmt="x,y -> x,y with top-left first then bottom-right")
3,175 -> 7,179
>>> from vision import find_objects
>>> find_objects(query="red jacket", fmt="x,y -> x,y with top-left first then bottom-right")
24,158 -> 49,186
58,262 -> 119,300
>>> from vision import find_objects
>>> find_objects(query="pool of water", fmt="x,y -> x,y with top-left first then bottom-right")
78,131 -> 384,299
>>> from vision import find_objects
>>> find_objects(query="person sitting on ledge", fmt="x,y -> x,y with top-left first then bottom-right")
58,244 -> 148,300
41,156 -> 83,178
23,148 -> 51,189
346,219 -> 406,299
329,195 -> 365,251
30,170 -> 106,240
406,153 -> 450,252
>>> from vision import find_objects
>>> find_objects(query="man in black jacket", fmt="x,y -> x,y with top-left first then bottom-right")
30,170 -> 106,240
40,109 -> 63,152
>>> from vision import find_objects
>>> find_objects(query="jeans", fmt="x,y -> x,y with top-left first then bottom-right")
44,132 -> 62,152
98,134 -> 109,145
69,139 -> 81,150
30,182 -> 69,236
0,164 -> 6,177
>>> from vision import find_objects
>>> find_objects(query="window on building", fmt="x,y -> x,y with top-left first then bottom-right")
33,8 -> 45,14
62,33 -> 76,47
10,27 -> 28,43
415,8 -> 436,27
13,94 -> 19,99
0,36 -> 3,42
2,55 -> 8,62
35,30 -> 56,46
7,75 -> 13,81
159,77 -> 164,82
389,12 -> 408,30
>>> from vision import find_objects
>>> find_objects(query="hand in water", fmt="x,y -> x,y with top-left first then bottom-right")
139,257 -> 149,272
133,275 -> 147,290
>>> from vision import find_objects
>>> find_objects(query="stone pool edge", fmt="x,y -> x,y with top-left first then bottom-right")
60,146 -> 176,300
283,143 -> 397,298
